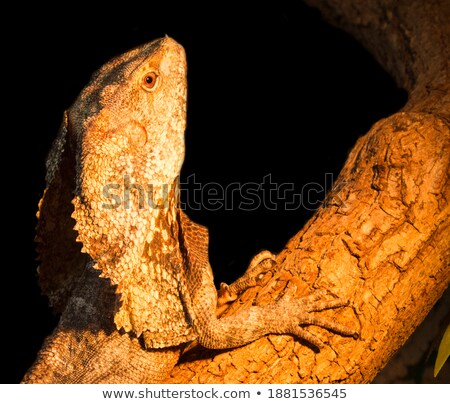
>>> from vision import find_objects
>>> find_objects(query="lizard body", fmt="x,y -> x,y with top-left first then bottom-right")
24,37 -> 357,383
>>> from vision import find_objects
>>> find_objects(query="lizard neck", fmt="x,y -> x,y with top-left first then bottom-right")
73,175 -> 189,339
72,176 -> 181,277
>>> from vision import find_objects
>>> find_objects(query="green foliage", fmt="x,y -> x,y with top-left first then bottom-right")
434,323 -> 450,377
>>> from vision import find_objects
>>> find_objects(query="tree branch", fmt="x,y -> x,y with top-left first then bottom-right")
168,0 -> 450,383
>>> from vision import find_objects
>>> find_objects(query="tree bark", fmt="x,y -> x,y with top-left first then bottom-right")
169,0 -> 450,383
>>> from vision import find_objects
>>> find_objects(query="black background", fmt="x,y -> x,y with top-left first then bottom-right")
4,3 -> 407,383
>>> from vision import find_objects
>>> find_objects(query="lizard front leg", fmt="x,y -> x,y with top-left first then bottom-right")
179,212 -> 358,350
195,273 -> 357,350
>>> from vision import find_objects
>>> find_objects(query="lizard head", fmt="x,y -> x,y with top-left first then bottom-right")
70,36 -> 187,193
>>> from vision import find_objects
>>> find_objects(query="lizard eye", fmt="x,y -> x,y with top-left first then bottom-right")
142,72 -> 158,91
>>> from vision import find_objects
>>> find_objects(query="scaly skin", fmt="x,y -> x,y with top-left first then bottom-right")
24,37 -> 357,383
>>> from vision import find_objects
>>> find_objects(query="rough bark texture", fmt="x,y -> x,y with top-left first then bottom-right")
168,0 -> 450,383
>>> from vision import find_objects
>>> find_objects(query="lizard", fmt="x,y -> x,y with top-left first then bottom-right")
23,36 -> 358,384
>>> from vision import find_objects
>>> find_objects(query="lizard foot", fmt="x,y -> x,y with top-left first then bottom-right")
275,288 -> 359,349
218,250 -> 276,305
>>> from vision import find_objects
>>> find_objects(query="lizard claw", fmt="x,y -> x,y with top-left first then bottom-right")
217,282 -> 238,305
217,250 -> 277,306
275,289 -> 359,348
